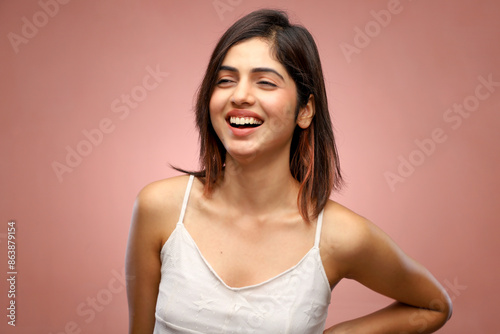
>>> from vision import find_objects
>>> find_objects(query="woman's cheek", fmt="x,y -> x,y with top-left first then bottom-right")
209,90 -> 225,116
209,94 -> 226,140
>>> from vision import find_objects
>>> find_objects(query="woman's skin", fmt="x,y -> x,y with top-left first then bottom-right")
125,37 -> 452,334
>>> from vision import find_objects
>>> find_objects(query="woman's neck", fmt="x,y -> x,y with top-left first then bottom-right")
216,152 -> 300,217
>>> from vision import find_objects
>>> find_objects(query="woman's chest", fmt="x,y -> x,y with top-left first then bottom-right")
184,214 -> 316,288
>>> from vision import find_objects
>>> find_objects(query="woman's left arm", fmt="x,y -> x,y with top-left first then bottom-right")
323,208 -> 452,334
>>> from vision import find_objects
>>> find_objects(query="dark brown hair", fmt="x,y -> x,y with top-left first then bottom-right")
177,9 -> 342,222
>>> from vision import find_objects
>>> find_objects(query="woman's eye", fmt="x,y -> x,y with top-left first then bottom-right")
258,81 -> 277,87
216,79 -> 233,85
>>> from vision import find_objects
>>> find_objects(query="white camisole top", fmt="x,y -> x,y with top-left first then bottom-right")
153,175 -> 332,333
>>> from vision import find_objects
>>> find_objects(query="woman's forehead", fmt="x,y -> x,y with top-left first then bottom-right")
223,38 -> 279,67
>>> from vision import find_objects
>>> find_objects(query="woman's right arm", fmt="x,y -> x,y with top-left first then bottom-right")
125,183 -> 173,334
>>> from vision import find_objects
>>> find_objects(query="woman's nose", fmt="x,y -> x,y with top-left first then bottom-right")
231,81 -> 255,106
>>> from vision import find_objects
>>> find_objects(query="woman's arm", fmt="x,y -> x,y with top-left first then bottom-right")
125,183 -> 173,334
323,204 -> 452,334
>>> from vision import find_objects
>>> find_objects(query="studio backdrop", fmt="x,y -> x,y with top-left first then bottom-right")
1,0 -> 499,333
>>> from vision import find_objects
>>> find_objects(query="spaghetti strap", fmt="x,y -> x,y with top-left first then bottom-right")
314,208 -> 324,248
178,175 -> 195,224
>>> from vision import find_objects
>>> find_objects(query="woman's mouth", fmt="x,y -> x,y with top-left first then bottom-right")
228,116 -> 263,128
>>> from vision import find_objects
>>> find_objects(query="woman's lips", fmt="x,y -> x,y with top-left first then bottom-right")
226,120 -> 262,136
225,109 -> 264,136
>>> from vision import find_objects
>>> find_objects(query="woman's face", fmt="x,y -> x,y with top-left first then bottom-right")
209,37 -> 301,163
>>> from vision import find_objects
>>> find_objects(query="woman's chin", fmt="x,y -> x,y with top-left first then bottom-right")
225,144 -> 267,164
225,150 -> 260,164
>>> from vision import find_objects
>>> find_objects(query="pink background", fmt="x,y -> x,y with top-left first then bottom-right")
1,0 -> 499,333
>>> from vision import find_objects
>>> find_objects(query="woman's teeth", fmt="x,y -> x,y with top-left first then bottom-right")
229,116 -> 263,127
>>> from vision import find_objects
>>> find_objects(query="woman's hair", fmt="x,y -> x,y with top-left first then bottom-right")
178,8 -> 342,222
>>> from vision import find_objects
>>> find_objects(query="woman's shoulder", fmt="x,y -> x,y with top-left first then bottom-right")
136,174 -> 192,209
320,200 -> 379,274
132,175 -> 193,232
322,199 -> 373,241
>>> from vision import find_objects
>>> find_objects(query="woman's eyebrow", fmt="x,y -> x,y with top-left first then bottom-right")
219,65 -> 284,81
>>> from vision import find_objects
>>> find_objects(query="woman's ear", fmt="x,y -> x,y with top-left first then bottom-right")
296,94 -> 315,129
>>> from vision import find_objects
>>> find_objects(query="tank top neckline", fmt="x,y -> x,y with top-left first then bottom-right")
168,174 -> 327,291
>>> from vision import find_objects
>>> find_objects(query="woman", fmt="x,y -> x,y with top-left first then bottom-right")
125,9 -> 452,333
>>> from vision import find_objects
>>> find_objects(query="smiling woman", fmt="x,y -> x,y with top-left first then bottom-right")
125,9 -> 452,334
